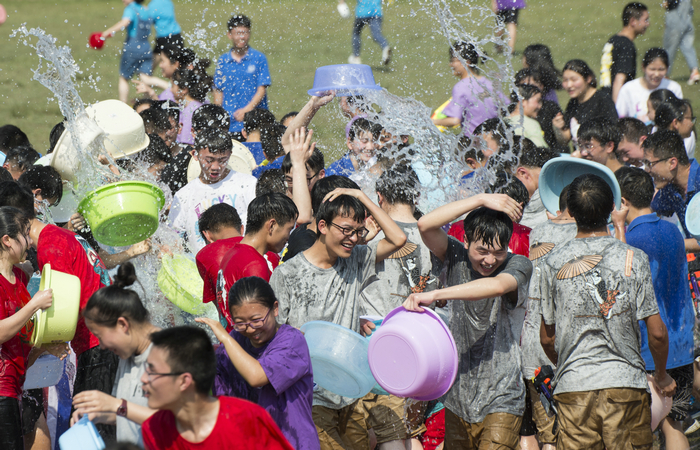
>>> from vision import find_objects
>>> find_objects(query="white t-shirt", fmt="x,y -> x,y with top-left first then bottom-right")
169,170 -> 257,253
616,77 -> 683,123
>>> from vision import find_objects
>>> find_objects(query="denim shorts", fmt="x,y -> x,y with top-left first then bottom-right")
119,42 -> 152,79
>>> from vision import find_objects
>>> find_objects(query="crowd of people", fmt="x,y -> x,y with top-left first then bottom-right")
3,0 -> 700,449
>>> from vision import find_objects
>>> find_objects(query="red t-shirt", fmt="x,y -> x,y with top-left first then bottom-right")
196,236 -> 244,306
447,221 -> 531,257
36,225 -> 111,356
214,243 -> 279,330
0,267 -> 32,398
142,396 -> 294,450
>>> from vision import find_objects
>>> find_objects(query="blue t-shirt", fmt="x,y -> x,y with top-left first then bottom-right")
243,142 -> 266,165
356,0 -> 382,18
252,155 -> 285,178
626,213 -> 695,370
651,159 -> 700,238
325,154 -> 355,177
122,3 -> 150,40
214,48 -> 272,132
147,0 -> 181,38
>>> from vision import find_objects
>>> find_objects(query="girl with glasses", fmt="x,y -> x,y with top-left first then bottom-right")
197,276 -> 319,450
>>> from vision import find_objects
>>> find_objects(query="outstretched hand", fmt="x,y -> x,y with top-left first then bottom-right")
653,372 -> 677,398
402,291 -> 438,313
311,92 -> 336,109
288,127 -> 316,163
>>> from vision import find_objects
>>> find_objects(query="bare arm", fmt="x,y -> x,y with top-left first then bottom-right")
611,205 -> 628,244
686,239 -> 700,253
540,318 -> 558,365
281,94 -> 335,148
287,128 -> 314,224
611,73 -> 628,104
417,193 -> 523,262
432,117 -> 462,128
72,391 -> 156,426
644,313 -> 676,397
552,112 -> 571,144
0,290 -> 52,344
213,89 -> 224,106
97,240 -> 151,270
234,86 -> 268,122
102,18 -> 131,39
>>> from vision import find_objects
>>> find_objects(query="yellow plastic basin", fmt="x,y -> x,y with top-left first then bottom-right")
31,264 -> 81,348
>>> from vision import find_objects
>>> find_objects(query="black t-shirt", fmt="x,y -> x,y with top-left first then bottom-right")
283,222 -> 317,262
160,146 -> 192,195
563,90 -> 618,129
601,34 -> 636,88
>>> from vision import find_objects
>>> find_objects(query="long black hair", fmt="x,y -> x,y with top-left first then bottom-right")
83,262 -> 149,327
228,276 -> 277,310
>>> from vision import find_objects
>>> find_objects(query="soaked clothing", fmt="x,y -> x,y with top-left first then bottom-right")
521,221 -> 577,379
0,267 -> 31,399
112,344 -> 152,445
562,90 -> 618,140
651,158 -> 700,238
538,236 -> 659,394
283,223 -> 316,262
0,396 -> 23,450
600,35 -> 636,90
439,237 -> 532,423
444,409 -> 522,450
270,245 -> 377,410
120,3 -> 152,79
442,77 -> 503,136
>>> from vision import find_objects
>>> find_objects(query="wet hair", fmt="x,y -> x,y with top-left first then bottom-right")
558,184 -> 570,212
48,121 -> 66,154
83,262 -> 149,327
281,147 -> 325,175
198,203 -> 242,241
618,117 -> 648,144
311,175 -> 361,215
255,169 -> 286,197
473,118 -> 510,149
133,98 -> 154,112
172,69 -> 212,103
562,59 -> 597,88
280,111 -> 298,125
488,173 -> 530,209
195,129 -> 232,154
567,174 -> 614,231
642,129 -> 688,165
522,44 -> 562,91
158,100 -> 181,123
192,104 -> 230,134
375,164 -> 420,206
135,134 -> 172,167
149,326 -> 216,395
616,166 -> 654,209
648,89 -> 678,113
642,47 -> 669,69
160,45 -> 195,68
243,109 -> 276,134
348,118 -> 380,142
0,168 -> 12,182
260,122 -> 286,161
577,117 -> 622,155
245,193 -> 298,234
4,146 -> 40,174
18,165 -> 63,206
518,146 -> 559,169
463,207 -> 513,249
509,84 -> 541,113
622,2 -> 648,27
0,206 -> 30,253
228,276 -> 277,310
140,107 -> 172,135
457,135 -> 484,164
0,182 -> 35,219
449,41 -> 480,68
228,15 -> 252,30
0,125 -> 31,154
315,194 -> 367,237
654,97 -> 691,130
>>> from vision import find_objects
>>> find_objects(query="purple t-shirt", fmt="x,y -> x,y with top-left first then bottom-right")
496,0 -> 526,10
544,88 -> 559,105
177,100 -> 203,145
214,324 -> 320,450
442,76 -> 503,136
158,88 -> 175,101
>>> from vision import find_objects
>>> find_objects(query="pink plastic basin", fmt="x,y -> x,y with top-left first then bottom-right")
368,306 -> 458,400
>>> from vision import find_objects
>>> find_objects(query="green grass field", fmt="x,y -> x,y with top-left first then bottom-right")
1,0 -> 700,159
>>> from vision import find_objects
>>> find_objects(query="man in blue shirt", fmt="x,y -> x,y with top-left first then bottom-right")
616,166 -> 695,449
213,15 -> 272,137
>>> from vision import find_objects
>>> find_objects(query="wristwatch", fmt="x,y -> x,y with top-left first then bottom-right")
116,399 -> 127,417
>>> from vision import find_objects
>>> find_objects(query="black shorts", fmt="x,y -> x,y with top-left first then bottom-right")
496,8 -> 520,24
0,396 -> 22,450
154,34 -> 184,54
648,363 -> 695,422
21,389 -> 44,435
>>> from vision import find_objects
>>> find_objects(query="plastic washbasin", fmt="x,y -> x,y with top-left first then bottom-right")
308,64 -> 382,97
686,194 -> 700,240
78,181 -> 165,247
361,316 -> 390,396
59,415 -> 105,450
24,354 -> 64,389
158,254 -> 208,315
30,263 -> 81,348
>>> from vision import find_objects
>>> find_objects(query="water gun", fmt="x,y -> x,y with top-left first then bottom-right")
532,365 -> 558,424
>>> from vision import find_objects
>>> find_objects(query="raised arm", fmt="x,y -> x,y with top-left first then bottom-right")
417,193 -> 523,262
102,18 -> 131,39
281,94 -> 335,148
287,127 -> 315,224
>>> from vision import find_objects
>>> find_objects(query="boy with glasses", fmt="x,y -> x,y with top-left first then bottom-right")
577,117 -> 625,173
169,130 -> 257,253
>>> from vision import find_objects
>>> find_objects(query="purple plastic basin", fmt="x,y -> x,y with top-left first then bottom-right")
368,306 -> 458,400
308,64 -> 382,97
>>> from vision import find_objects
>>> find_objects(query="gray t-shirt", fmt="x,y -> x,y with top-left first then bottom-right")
440,237 -> 533,423
520,189 -> 549,229
521,221 -> 577,379
361,222 -> 438,317
270,245 -> 377,410
539,236 -> 659,394
111,343 -> 152,446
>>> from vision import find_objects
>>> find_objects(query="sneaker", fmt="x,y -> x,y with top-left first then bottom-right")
688,68 -> 700,86
348,55 -> 362,64
381,46 -> 392,65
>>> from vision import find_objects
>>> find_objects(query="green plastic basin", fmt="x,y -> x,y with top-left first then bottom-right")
158,254 -> 208,315
31,263 -> 81,347
78,181 -> 165,247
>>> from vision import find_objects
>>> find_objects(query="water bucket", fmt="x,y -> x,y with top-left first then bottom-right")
78,181 -> 165,247
648,374 -> 673,431
30,263 -> 81,348
686,194 -> 700,240
88,32 -> 106,50
368,307 -> 458,400
158,254 -> 209,315
538,156 -> 621,215
59,415 -> 105,450
308,64 -> 382,97
24,354 -> 64,389
300,321 -> 375,398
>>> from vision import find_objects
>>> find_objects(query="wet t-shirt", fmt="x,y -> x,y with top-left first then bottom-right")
270,245 -> 377,409
600,35 -> 636,89
196,236 -> 244,306
213,325 -> 320,450
361,222 -> 438,317
442,77 -> 503,136
112,343 -> 151,445
563,90 -> 618,138
521,221 -> 577,379
439,237 -> 532,423
37,224 -> 111,356
539,236 -> 659,394
283,223 -> 316,262
0,267 -> 32,398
